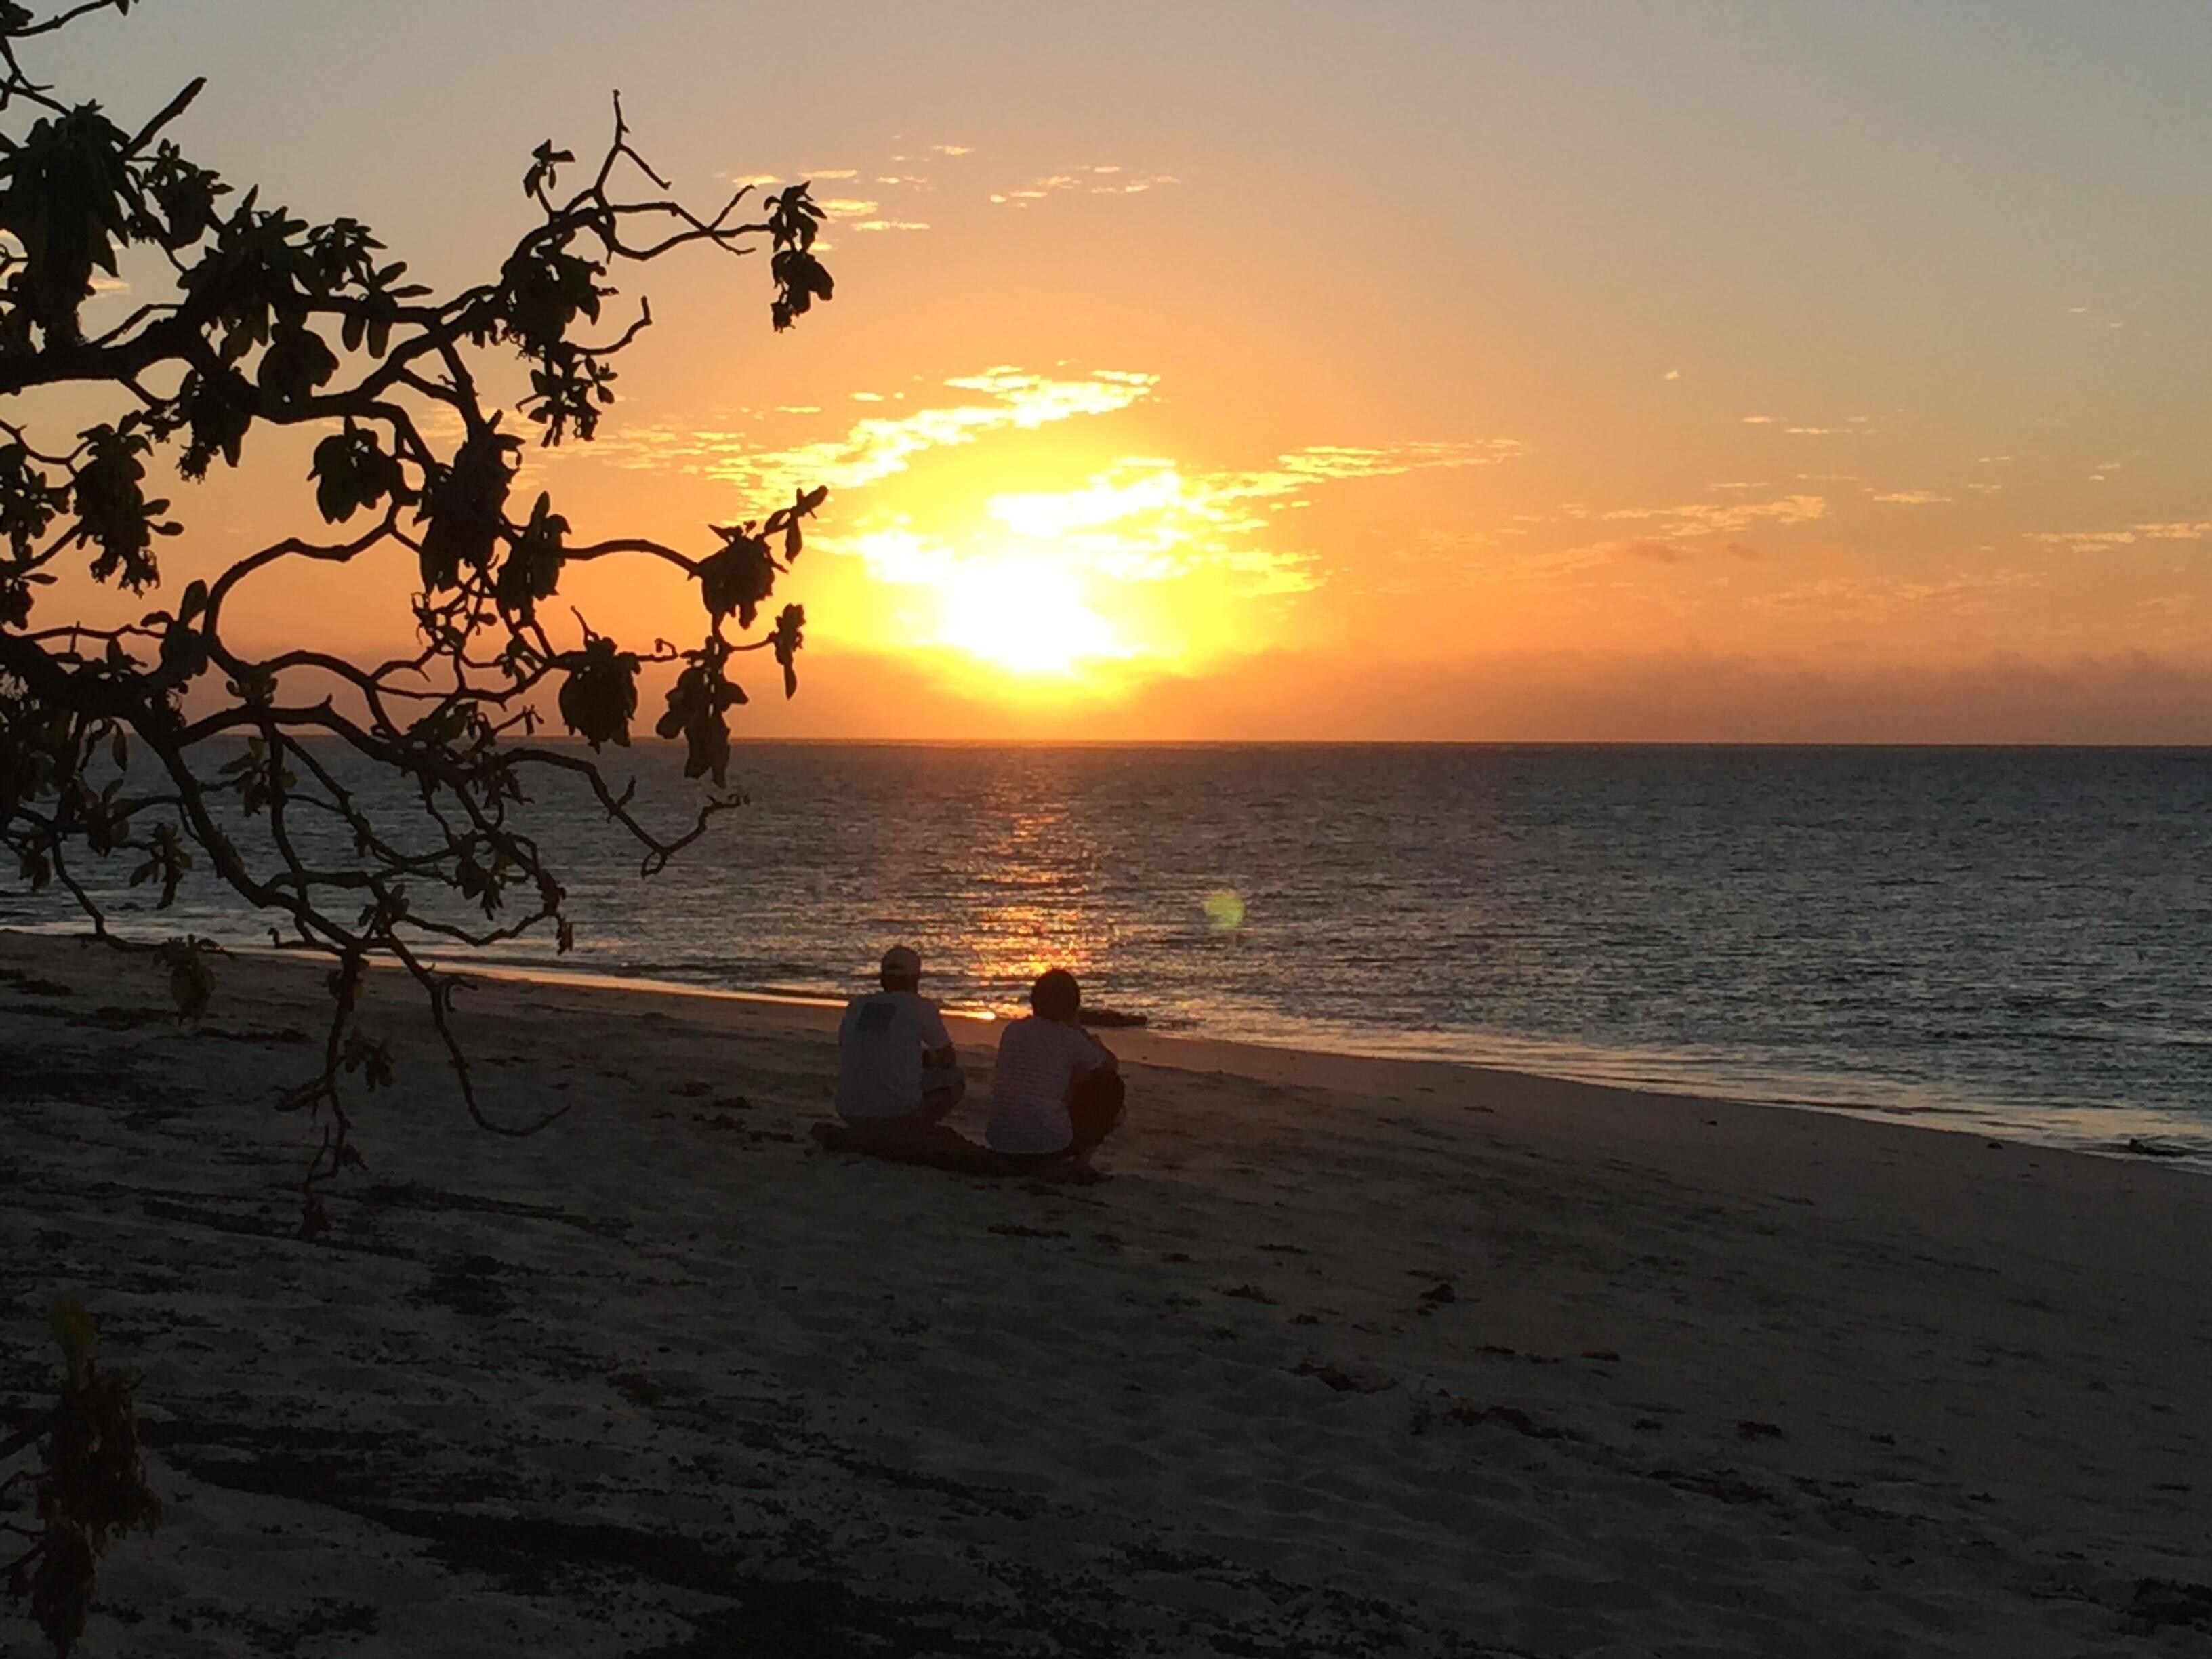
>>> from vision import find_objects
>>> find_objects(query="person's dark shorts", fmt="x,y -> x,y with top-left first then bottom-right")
1068,1068 -> 1126,1146
1002,1069 -> 1126,1166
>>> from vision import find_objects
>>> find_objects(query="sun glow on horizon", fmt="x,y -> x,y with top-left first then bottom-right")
566,361 -> 1525,706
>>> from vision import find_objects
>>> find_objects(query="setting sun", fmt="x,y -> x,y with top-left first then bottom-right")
935,552 -> 1128,678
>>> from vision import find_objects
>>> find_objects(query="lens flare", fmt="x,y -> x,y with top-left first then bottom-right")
1202,888 -> 1246,931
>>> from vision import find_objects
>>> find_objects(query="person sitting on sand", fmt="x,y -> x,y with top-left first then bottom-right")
835,945 -> 964,1132
986,969 -> 1125,1167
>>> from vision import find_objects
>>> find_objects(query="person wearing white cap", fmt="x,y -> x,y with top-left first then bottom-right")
834,944 -> 964,1131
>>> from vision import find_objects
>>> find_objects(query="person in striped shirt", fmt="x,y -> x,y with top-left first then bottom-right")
986,969 -> 1126,1168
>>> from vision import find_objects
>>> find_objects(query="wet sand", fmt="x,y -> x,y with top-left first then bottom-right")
5,927 -> 2209,1656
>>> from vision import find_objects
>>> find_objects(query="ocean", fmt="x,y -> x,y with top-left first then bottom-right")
10,743 -> 2210,1158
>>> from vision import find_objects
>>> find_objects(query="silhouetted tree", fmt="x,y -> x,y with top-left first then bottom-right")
4,4 -> 839,1643
0,0 -> 836,1181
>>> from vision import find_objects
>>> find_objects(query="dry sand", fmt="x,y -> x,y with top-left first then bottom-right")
3,926 -> 2209,1657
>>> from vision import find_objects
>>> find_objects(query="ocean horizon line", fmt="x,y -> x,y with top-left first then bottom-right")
405,734 -> 2212,754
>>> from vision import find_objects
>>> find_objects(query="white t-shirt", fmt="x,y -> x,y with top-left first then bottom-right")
836,991 -> 954,1120
987,1016 -> 1109,1155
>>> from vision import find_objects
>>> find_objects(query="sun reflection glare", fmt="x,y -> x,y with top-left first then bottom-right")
1203,889 -> 1247,930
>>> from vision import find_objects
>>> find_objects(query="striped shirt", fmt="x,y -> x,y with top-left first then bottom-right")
986,1017 -> 1108,1155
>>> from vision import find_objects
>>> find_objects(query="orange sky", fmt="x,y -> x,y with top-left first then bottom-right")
37,2 -> 2212,741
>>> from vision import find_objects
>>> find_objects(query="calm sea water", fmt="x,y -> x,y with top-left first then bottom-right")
10,743 -> 2211,1158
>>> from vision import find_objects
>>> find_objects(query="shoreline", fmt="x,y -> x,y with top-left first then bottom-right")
7,925 -> 2212,1654
214,936 -> 2212,1169
7,921 -> 2205,1168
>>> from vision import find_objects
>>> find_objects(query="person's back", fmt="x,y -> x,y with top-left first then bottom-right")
986,970 -> 1124,1164
835,945 -> 964,1128
836,991 -> 926,1121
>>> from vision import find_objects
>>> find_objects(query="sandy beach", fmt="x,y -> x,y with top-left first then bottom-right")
4,925 -> 2209,1657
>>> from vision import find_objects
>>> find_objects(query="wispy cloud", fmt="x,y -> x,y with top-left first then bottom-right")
2029,520 -> 2212,554
966,438 -> 1521,595
1870,490 -> 1951,506
587,369 -> 1159,497
991,165 -> 1180,206
1751,569 -> 2048,619
1592,495 -> 1830,538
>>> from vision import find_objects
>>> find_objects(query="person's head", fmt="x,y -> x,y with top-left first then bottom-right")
1029,968 -> 1080,1023
879,944 -> 922,994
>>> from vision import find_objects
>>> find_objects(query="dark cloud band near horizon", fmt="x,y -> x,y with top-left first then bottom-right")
698,647 -> 2212,746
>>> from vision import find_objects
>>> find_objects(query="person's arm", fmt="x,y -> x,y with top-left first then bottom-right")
920,1003 -> 957,1069
1076,1025 -> 1117,1074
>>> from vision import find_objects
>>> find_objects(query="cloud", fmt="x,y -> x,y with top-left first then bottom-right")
1265,441 -> 1522,486
817,198 -> 880,216
932,144 -> 973,157
852,219 -> 930,232
1598,495 -> 1829,538
1870,490 -> 1951,506
2029,520 -> 2212,554
1751,569 -> 2048,619
586,368 -> 1160,497
991,165 -> 1180,206
1662,369 -> 1680,382
963,438 -> 1517,594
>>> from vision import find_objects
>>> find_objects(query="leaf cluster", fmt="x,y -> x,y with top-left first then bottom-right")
3,1301 -> 161,1659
